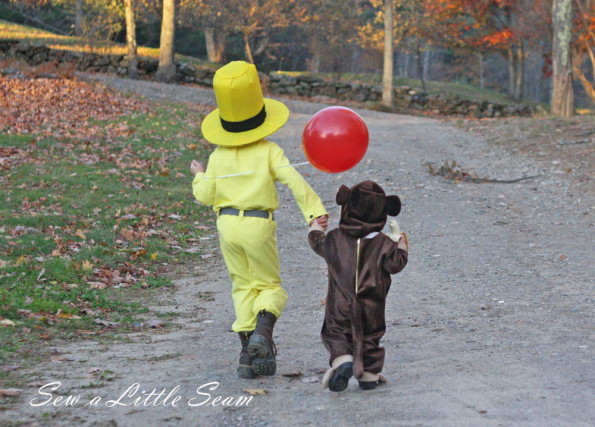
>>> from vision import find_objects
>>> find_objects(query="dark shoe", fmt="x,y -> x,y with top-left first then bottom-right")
248,310 -> 277,376
238,331 -> 255,379
358,380 -> 379,390
329,362 -> 353,392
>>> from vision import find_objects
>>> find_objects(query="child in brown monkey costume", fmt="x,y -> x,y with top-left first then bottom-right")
308,180 -> 408,391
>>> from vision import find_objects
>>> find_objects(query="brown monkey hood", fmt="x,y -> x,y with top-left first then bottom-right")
337,180 -> 401,238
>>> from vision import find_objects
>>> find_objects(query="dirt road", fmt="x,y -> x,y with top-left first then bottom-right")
5,76 -> 593,426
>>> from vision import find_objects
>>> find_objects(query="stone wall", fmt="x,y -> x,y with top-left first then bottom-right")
0,40 -> 536,118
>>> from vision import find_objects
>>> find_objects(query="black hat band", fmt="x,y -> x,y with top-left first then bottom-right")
220,106 -> 267,133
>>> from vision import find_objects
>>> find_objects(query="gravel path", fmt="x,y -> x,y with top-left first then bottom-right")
8,75 -> 593,426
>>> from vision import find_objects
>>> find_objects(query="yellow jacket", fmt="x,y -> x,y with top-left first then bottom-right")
193,139 -> 327,224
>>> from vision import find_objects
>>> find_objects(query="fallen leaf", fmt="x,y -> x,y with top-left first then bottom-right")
52,356 -> 74,362
0,319 -> 15,327
81,260 -> 93,272
0,388 -> 22,397
87,367 -> 102,374
57,313 -> 81,320
26,381 -> 45,388
132,249 -> 147,257
80,308 -> 96,316
94,319 -> 120,328
301,376 -> 319,384
88,281 -> 107,290
242,388 -> 267,395
142,319 -> 165,329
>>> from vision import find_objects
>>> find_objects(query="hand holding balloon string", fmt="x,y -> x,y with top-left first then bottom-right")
190,160 -> 205,175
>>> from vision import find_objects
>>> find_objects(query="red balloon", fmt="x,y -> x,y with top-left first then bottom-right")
302,106 -> 369,173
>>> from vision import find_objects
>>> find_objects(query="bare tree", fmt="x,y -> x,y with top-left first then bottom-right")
204,25 -> 226,63
75,0 -> 83,36
551,0 -> 574,116
124,0 -> 138,79
156,0 -> 176,83
382,0 -> 394,107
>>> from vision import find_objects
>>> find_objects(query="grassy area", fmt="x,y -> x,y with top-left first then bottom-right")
0,19 -> 214,67
0,79 -> 214,368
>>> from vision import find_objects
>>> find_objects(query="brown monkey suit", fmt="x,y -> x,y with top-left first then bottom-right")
309,181 -> 408,380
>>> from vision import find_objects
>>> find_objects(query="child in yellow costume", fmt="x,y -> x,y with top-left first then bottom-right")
191,61 -> 328,379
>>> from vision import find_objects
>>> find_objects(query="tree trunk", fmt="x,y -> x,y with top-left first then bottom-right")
422,48 -> 431,82
508,46 -> 517,97
551,0 -> 574,116
401,52 -> 410,78
204,26 -> 226,63
244,32 -> 254,64
573,45 -> 595,103
156,0 -> 176,83
416,42 -> 426,92
514,42 -> 524,101
253,35 -> 269,57
574,65 -> 595,102
382,0 -> 394,107
75,0 -> 83,36
124,0 -> 138,79
478,52 -> 485,88
308,49 -> 321,73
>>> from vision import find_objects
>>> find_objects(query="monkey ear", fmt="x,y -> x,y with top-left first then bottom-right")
336,185 -> 351,205
386,196 -> 401,216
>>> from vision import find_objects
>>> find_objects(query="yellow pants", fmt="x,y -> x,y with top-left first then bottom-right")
217,213 -> 288,332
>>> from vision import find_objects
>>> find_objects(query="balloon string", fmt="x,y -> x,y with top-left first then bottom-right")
201,161 -> 310,179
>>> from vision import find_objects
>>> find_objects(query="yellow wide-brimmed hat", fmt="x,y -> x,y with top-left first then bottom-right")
201,61 -> 289,146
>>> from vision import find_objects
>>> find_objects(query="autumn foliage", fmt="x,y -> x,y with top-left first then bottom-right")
0,73 -> 150,140
0,70 -> 212,329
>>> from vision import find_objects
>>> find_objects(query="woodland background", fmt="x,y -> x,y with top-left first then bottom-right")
1,0 -> 594,109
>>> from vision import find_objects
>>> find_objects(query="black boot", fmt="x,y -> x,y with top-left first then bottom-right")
357,380 -> 379,390
238,331 -> 256,379
248,310 -> 277,376
329,362 -> 353,392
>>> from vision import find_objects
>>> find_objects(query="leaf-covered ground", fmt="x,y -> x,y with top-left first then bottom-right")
0,72 -> 214,368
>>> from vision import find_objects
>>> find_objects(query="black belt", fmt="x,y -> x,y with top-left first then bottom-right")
219,207 -> 273,220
